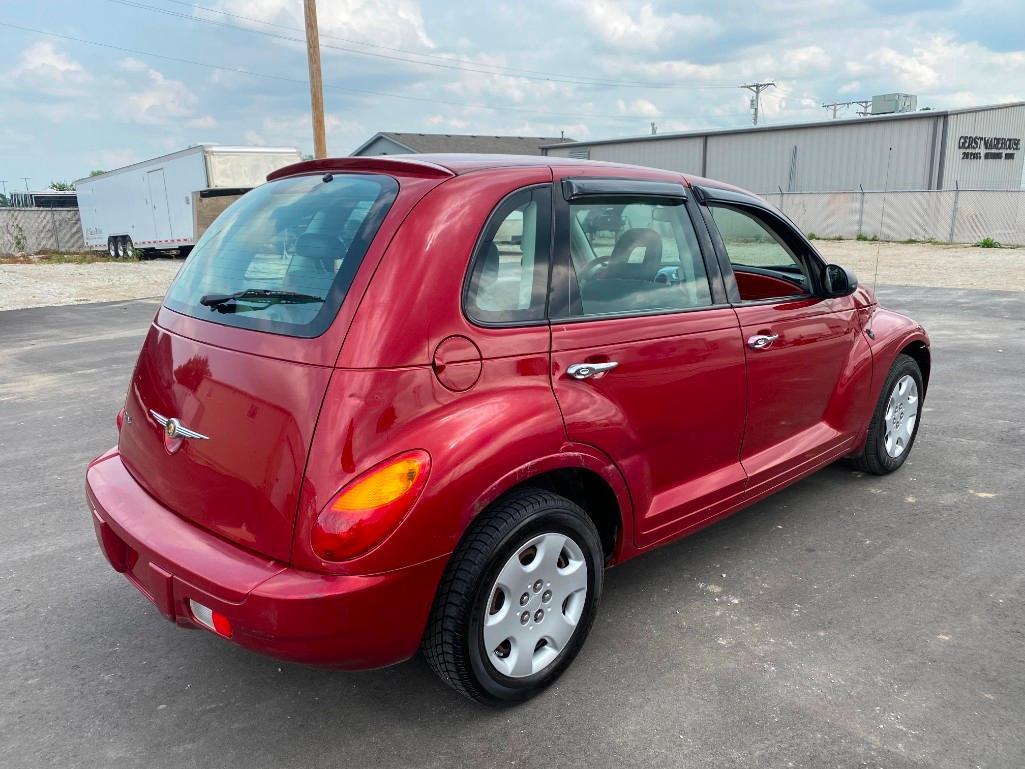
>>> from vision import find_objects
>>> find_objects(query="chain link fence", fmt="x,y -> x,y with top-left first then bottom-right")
764,188 -> 1025,246
0,208 -> 86,254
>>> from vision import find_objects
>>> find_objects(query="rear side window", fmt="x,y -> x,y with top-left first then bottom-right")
464,186 -> 552,325
164,173 -> 398,337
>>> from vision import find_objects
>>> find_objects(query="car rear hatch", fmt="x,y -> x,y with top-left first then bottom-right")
116,168 -> 438,562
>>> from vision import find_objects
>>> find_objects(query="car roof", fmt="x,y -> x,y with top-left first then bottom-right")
267,153 -> 752,197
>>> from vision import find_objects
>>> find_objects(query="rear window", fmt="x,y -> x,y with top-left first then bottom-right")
163,173 -> 398,337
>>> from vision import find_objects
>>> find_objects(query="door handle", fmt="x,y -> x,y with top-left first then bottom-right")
567,361 -> 618,380
747,333 -> 779,350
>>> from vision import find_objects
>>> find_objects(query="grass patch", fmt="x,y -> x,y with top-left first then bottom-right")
975,237 -> 1001,248
0,251 -> 132,264
856,233 -> 878,242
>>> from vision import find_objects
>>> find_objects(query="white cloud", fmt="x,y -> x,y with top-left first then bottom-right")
566,0 -> 719,51
244,112 -> 365,152
118,57 -> 148,73
213,0 -> 434,51
126,68 -> 200,124
12,41 -> 86,82
617,98 -> 661,118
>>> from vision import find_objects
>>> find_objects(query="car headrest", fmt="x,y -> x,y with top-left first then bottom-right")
609,228 -> 663,271
295,233 -> 341,271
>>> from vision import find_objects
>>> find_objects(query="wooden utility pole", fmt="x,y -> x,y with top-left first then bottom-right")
303,0 -> 327,158
739,82 -> 775,126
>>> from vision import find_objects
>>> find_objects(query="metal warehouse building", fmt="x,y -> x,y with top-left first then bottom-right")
542,102 -> 1025,193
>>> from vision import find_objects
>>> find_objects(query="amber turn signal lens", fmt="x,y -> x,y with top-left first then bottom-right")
312,450 -> 431,561
331,456 -> 424,512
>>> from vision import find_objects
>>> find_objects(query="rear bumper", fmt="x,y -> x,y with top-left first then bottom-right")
85,449 -> 448,670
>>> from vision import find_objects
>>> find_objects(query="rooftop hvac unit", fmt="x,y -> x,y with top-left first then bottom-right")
872,93 -> 918,115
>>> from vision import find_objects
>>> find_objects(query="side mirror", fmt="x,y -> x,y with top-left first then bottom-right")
822,264 -> 858,297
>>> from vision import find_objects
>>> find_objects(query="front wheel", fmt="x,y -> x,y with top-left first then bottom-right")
851,353 -> 924,475
423,488 -> 604,706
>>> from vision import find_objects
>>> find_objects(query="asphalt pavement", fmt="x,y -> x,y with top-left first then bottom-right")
1,287 -> 1022,768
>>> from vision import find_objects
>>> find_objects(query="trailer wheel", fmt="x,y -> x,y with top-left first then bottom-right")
107,237 -> 118,259
117,237 -> 134,259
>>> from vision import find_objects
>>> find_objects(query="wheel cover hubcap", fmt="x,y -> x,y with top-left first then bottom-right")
483,532 -> 588,678
883,374 -> 918,458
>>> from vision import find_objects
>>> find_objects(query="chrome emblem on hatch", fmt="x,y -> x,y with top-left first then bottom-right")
150,410 -> 209,441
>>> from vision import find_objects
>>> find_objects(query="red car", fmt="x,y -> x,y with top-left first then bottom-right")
86,154 -> 929,705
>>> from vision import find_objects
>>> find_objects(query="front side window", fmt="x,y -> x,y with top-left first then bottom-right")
558,199 -> 712,318
707,205 -> 811,300
464,186 -> 552,325
164,173 -> 397,337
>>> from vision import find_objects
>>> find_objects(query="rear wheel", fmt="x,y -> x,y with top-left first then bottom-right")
107,237 -> 117,258
850,354 -> 923,475
423,488 -> 604,706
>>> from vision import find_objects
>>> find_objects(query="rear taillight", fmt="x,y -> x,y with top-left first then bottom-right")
311,450 -> 431,561
116,408 -> 126,432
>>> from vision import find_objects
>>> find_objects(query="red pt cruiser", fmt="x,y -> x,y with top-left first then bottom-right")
86,155 -> 929,705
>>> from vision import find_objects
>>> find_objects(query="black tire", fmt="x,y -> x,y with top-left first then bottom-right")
107,237 -> 118,259
119,236 -> 134,259
423,488 -> 604,706
850,354 -> 924,475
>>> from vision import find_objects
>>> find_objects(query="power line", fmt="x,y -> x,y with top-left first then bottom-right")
0,20 -> 704,123
110,0 -> 737,92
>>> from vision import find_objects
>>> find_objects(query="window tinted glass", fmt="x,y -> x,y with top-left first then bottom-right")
465,186 -> 552,324
561,199 -> 712,317
708,205 -> 810,298
164,173 -> 397,337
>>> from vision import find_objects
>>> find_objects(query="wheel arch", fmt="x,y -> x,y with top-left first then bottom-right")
466,449 -> 633,564
899,339 -> 931,396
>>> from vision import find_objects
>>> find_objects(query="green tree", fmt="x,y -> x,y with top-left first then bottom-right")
89,169 -> 105,177
0,192 -> 8,207
49,180 -> 75,191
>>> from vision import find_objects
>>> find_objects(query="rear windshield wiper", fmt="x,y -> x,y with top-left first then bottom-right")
199,288 -> 325,313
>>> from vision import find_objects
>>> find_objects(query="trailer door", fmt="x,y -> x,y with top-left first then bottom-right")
147,169 -> 172,242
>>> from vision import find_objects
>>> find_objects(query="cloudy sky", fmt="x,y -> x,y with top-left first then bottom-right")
1,0 -> 1024,187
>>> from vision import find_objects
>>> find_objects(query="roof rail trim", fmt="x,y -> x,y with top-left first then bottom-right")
266,156 -> 455,182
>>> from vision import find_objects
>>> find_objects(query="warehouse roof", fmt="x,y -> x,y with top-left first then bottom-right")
352,132 -> 572,156
541,100 -> 1025,150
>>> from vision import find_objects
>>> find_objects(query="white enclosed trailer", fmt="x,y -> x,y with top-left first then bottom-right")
75,145 -> 301,257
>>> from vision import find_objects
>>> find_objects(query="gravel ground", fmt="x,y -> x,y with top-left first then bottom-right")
815,240 -> 1023,292
0,259 -> 183,311
0,241 -> 1020,312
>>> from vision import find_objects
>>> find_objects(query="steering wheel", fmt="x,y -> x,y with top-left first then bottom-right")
578,256 -> 610,283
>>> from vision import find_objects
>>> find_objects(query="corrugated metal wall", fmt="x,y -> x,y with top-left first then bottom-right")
707,117 -> 937,192
941,104 -> 1025,189
550,136 -> 704,174
546,105 -> 1025,193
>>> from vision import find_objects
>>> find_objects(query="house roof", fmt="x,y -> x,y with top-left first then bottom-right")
352,132 -> 572,156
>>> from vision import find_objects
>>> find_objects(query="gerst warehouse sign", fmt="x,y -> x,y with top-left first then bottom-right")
958,135 -> 1020,160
